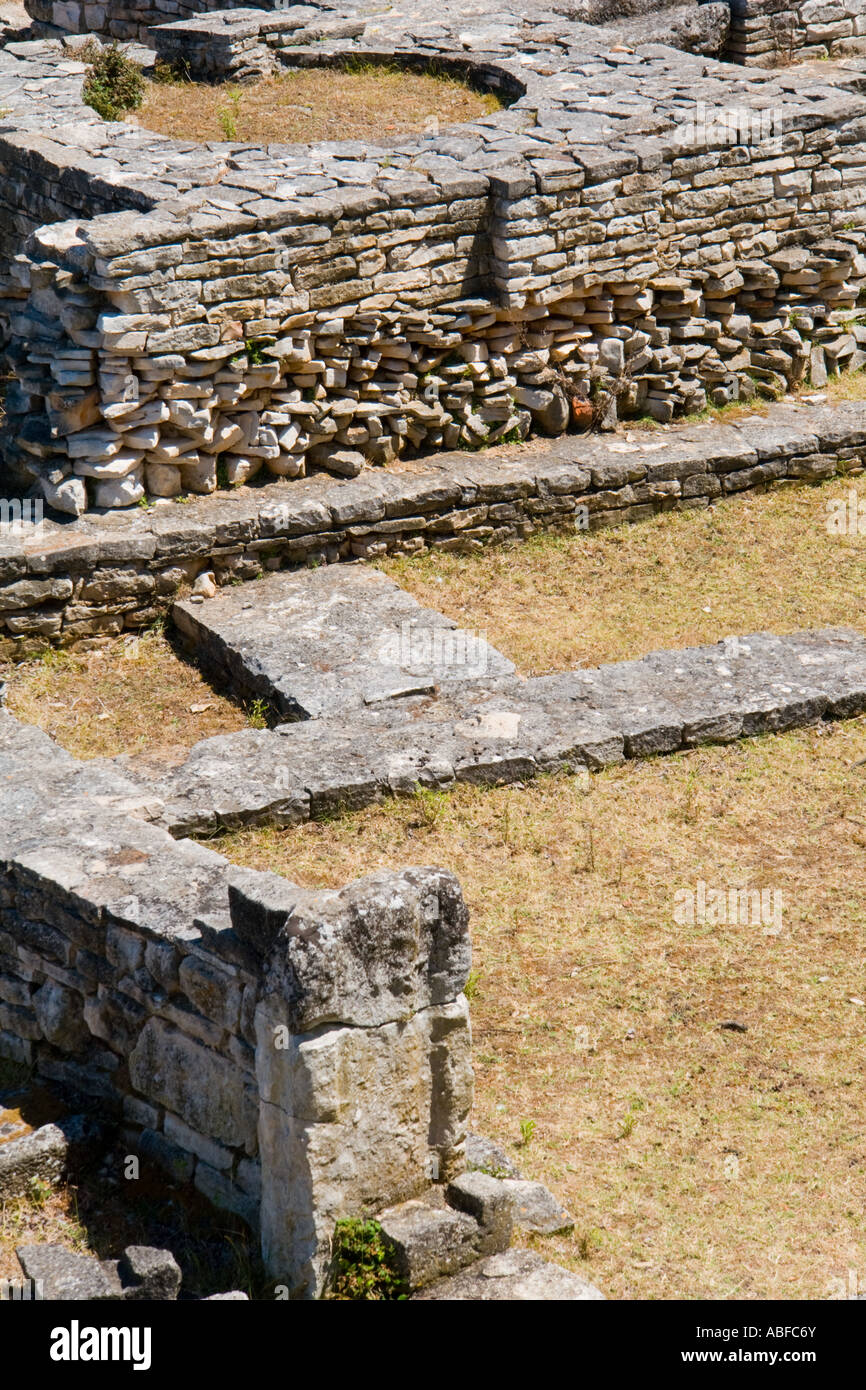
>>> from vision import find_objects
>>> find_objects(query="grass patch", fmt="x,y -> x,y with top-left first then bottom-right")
206,716 -> 866,1300
0,624 -> 247,761
82,42 -> 144,122
379,473 -> 866,674
327,1218 -> 405,1300
133,65 -> 502,145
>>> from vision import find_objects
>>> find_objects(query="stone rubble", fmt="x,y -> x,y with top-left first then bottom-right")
2,397 -> 866,653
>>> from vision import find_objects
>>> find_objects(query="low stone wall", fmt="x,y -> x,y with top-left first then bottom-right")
3,8 -> 866,517
0,399 -> 864,654
0,708 -> 472,1295
725,0 -> 866,66
23,0 -> 264,42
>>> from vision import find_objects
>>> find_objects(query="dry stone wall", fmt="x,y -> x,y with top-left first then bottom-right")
725,0 -> 866,66
0,706 -> 472,1296
3,3 -> 866,517
23,0 -> 263,42
1,397 -> 866,653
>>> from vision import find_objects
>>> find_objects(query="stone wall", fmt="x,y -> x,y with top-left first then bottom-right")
4,4 -> 866,521
5,38 -> 866,517
23,0 -> 271,42
0,708 -> 472,1295
1,397 -> 865,653
725,0 -> 866,65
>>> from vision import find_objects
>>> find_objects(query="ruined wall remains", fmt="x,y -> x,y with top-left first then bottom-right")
0,709 -> 472,1295
725,0 -> 866,66
2,397 -> 866,654
23,0 -> 272,42
3,10 -> 866,518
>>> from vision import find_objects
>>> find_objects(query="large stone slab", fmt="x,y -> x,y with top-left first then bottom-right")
135,628 -> 866,834
172,564 -> 514,720
412,1248 -> 605,1301
14,1243 -> 181,1301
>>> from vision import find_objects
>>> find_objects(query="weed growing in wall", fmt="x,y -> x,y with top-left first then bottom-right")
83,44 -> 145,122
328,1219 -> 405,1300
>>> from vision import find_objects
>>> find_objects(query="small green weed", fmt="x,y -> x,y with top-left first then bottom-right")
83,43 -> 144,121
328,1218 -> 405,1300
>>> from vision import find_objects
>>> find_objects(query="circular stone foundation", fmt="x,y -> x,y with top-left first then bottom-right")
131,65 -> 503,145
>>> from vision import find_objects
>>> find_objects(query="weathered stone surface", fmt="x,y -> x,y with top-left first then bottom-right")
0,696 -> 480,1297
412,1248 -> 606,1300
446,1170 -> 515,1254
379,1192 -> 483,1290
172,564 -> 513,719
32,980 -> 88,1050
499,1179 -> 575,1235
0,1122 -> 66,1200
129,1019 -> 257,1150
256,997 -> 473,1297
261,867 -> 471,1032
142,629 -> 866,834
16,1244 -> 123,1301
465,1130 -> 522,1179
117,1245 -> 182,1301
3,401 -> 866,649
15,1242 -> 182,1301
1,4 -> 864,524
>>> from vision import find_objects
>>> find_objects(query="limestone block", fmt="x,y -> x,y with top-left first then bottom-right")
0,1123 -> 67,1201
129,1018 -> 257,1150
413,1248 -> 605,1301
92,470 -> 144,509
379,1195 -> 481,1290
32,980 -> 88,1050
145,462 -> 182,498
256,998 -> 473,1296
261,867 -> 471,1032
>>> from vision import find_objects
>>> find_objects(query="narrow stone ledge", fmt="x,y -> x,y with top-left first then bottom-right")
128,627 -> 866,834
3,400 -> 866,651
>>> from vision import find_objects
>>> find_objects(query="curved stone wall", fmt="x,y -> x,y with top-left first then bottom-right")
2,1 -> 866,517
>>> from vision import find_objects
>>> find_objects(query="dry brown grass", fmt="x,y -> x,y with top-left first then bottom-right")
136,65 -> 501,145
379,473 -> 866,674
189,469 -> 866,1300
0,624 -> 248,761
0,1184 -> 92,1285
207,716 -> 866,1301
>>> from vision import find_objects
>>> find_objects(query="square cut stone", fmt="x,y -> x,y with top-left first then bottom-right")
172,564 -> 513,720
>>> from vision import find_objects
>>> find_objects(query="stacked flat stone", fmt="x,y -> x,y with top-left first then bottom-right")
22,0 -> 265,43
2,2 -> 866,515
725,0 -> 866,67
1,397 -> 865,652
